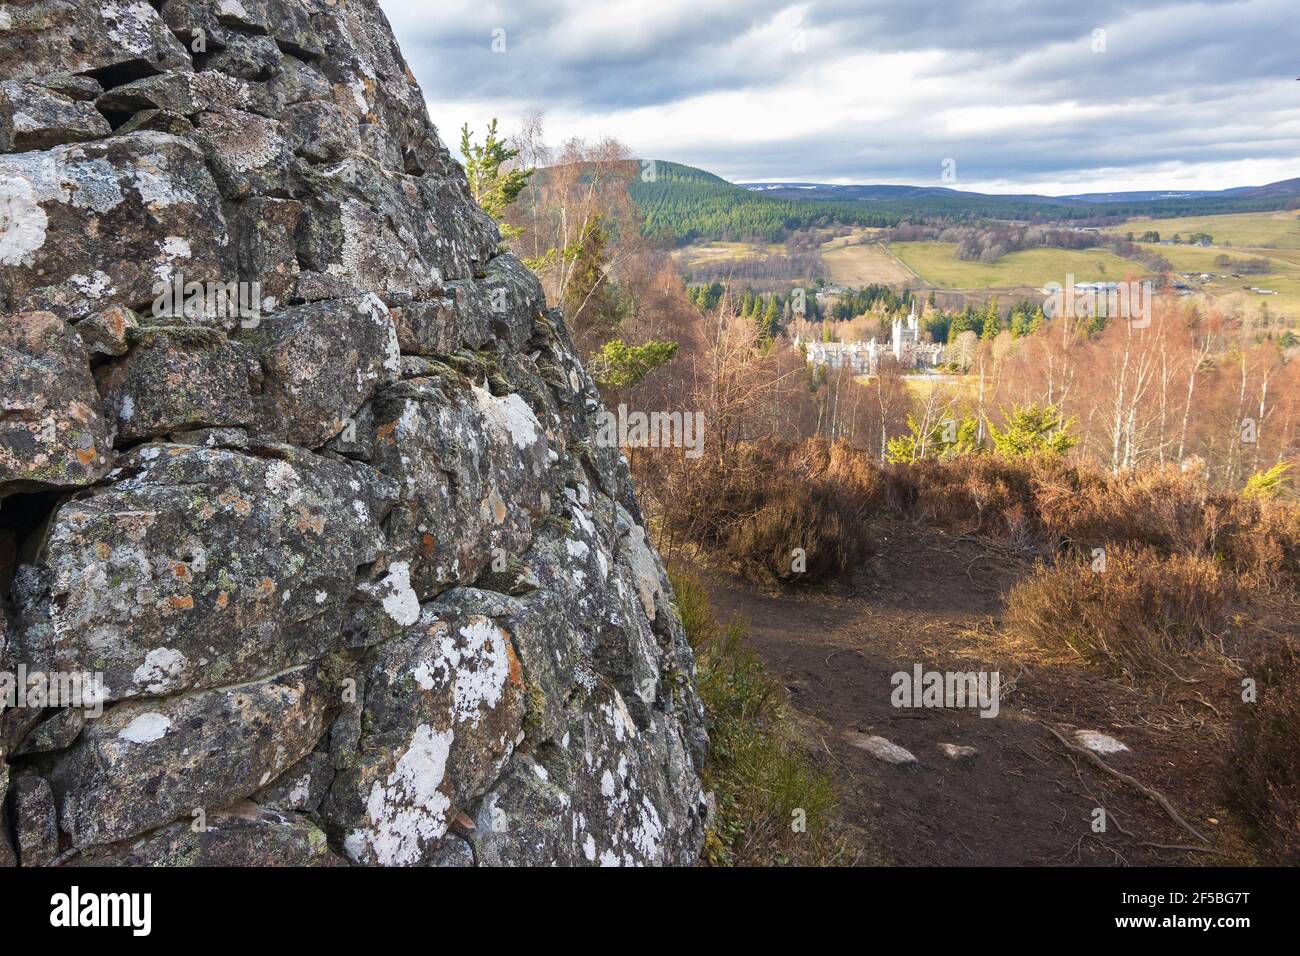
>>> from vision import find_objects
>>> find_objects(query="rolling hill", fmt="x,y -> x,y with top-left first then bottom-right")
548,159 -> 1300,244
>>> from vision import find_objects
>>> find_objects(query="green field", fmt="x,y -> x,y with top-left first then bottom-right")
1119,210 -> 1300,250
887,242 -> 1150,290
1142,242 -> 1300,316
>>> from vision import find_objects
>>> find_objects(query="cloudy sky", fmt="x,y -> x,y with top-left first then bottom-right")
380,0 -> 1300,195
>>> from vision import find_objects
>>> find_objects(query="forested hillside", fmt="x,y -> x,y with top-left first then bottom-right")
629,161 -> 901,242
621,161 -> 1300,244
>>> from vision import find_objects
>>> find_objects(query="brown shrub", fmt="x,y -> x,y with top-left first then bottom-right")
884,455 -> 1046,542
1230,639 -> 1300,864
654,438 -> 880,583
1218,498 -> 1300,588
643,435 -> 1300,592
1004,545 -> 1240,682
1034,465 -> 1206,551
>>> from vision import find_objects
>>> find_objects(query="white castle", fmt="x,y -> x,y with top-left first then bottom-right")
798,304 -> 943,375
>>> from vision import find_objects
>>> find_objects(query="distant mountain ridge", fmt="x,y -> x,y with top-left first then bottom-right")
738,179 -> 1300,205
608,160 -> 1300,243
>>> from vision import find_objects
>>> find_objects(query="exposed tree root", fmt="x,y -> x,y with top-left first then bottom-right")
1039,722 -> 1210,845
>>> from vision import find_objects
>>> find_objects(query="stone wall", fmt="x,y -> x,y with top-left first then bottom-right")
0,0 -> 707,866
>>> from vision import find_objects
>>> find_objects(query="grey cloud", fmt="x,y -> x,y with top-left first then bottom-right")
380,0 -> 1300,187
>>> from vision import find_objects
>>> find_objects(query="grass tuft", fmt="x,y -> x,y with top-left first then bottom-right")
671,568 -> 843,865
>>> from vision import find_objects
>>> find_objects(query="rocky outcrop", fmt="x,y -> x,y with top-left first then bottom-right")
0,0 -> 706,866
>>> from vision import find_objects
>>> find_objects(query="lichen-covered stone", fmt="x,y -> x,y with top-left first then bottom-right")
0,0 -> 706,867
323,600 -> 526,866
236,294 -> 401,448
0,80 -> 112,152
0,767 -> 13,868
235,197 -> 301,311
470,682 -> 706,867
73,802 -> 345,867
0,312 -> 113,494
49,666 -> 334,848
0,133 -> 234,321
0,0 -> 192,83
371,375 -> 551,596
75,304 -> 139,357
13,706 -> 86,756
95,326 -> 258,441
9,773 -> 59,866
13,444 -> 396,700
252,751 -> 334,814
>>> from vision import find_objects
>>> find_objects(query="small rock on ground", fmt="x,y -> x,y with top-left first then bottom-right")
937,743 -> 978,760
844,732 -> 916,765
1074,730 -> 1129,754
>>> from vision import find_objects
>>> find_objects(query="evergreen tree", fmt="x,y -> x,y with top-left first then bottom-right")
981,297 -> 1001,341
459,119 -> 532,242
948,311 -> 970,344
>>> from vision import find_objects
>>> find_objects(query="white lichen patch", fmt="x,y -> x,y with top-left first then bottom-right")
471,382 -> 543,453
348,723 -> 454,866
204,111 -> 284,173
100,0 -> 160,56
0,174 -> 50,266
217,0 -> 250,19
131,646 -> 188,694
361,561 -> 420,626
153,235 -> 192,281
130,164 -> 193,208
70,270 -> 114,300
264,460 -> 303,504
117,711 -> 172,744
620,523 -> 662,620
431,617 -> 512,726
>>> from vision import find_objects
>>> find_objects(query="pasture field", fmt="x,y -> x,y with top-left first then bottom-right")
676,241 -> 783,270
822,242 -> 921,286
1118,210 -> 1300,250
888,242 -> 1149,290
1140,242 -> 1300,316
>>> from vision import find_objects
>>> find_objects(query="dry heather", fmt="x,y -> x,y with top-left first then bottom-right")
1230,639 -> 1300,865
655,439 -> 882,583
647,437 -> 1299,587
643,438 -> 1300,863
1002,545 -> 1240,681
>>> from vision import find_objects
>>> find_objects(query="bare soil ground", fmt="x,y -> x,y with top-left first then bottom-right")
701,519 -> 1263,866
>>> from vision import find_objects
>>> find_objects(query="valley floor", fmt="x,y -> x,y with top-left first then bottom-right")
701,520 -> 1267,866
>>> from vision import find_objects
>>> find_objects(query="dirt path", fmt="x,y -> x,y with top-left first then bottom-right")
703,521 -> 1253,866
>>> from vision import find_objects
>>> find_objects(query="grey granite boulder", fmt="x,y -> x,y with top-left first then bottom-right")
49,666 -> 335,848
0,311 -> 113,494
12,444 -> 396,700
0,0 -> 706,867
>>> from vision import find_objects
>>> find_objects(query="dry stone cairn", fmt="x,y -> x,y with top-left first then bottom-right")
0,0 -> 707,866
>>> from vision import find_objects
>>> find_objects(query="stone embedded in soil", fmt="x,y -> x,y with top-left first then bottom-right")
937,743 -> 978,760
845,732 -> 917,765
1074,730 -> 1130,754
